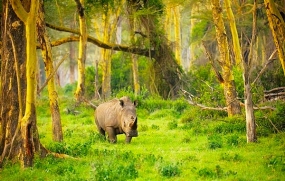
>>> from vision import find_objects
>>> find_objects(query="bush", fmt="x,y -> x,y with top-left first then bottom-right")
158,163 -> 181,178
226,134 -> 240,147
208,134 -> 223,149
168,120 -> 178,130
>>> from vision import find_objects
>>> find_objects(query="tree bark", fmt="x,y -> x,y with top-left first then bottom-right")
9,0 -> 47,167
127,1 -> 140,96
0,0 -> 25,166
37,0 -> 63,142
135,1 -> 182,98
264,0 -> 285,75
174,5 -> 181,65
244,0 -> 257,143
224,0 -> 242,66
74,0 -> 87,101
211,0 -> 241,116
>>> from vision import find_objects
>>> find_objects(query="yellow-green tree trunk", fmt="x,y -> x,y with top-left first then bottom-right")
174,5 -> 181,65
10,0 -> 41,167
74,0 -> 87,101
224,0 -> 242,66
101,12 -> 112,99
37,0 -> 63,142
128,1 -> 140,96
211,0 -> 241,116
264,0 -> 285,74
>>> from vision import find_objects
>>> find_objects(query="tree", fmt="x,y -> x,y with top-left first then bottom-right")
127,0 -> 140,96
37,0 -> 63,142
211,0 -> 241,116
132,0 -> 182,98
0,0 -> 47,168
74,0 -> 87,101
243,0 -> 257,143
264,0 -> 285,74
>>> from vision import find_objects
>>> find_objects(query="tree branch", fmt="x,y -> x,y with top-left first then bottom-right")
45,23 -> 154,57
37,53 -> 69,94
10,0 -> 28,23
251,49 -> 277,86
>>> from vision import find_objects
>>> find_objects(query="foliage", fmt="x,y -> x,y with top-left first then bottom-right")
2,88 -> 285,180
191,19 -> 210,43
85,66 -> 96,98
260,61 -> 285,90
158,162 -> 181,178
185,64 -> 225,107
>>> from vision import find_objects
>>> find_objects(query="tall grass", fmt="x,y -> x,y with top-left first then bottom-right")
1,89 -> 285,181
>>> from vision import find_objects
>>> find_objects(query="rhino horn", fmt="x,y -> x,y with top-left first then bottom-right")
129,117 -> 137,129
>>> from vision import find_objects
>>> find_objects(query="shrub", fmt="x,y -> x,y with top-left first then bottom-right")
151,124 -> 160,130
158,163 -> 181,177
208,134 -> 223,149
167,120 -> 178,130
226,134 -> 240,147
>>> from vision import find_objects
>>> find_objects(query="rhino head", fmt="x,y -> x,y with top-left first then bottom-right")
119,97 -> 138,143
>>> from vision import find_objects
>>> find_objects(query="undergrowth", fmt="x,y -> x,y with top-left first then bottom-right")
1,90 -> 285,181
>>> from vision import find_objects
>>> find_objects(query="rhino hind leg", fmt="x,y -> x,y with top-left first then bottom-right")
106,127 -> 117,143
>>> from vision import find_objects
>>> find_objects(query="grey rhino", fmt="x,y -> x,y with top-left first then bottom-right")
95,96 -> 138,143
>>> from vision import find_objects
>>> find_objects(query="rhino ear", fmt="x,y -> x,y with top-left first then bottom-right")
134,100 -> 138,107
119,100 -> 124,107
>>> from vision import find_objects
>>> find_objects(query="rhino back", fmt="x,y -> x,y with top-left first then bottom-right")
95,99 -> 121,128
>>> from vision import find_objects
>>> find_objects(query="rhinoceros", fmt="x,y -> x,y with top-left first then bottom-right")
95,96 -> 138,143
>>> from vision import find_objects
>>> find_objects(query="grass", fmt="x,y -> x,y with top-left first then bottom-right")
0,94 -> 285,181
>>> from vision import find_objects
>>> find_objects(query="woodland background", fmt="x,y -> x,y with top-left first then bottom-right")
0,0 -> 285,180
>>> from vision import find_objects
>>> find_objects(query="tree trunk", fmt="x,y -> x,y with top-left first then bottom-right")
101,11 -> 112,99
8,0 -> 47,168
127,2 -> 140,96
134,1 -> 182,98
244,0 -> 257,143
37,0 -> 63,142
0,0 -> 25,166
74,0 -> 87,101
211,0 -> 241,116
174,5 -> 181,65
69,22 -> 76,84
264,0 -> 285,74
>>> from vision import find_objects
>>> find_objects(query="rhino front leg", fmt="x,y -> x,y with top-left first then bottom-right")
125,136 -> 132,144
106,127 -> 117,143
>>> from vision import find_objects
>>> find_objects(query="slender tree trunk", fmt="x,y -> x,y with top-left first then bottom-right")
224,0 -> 242,66
127,1 -> 140,96
244,0 -> 257,143
164,5 -> 172,41
74,0 -> 87,101
37,0 -> 63,142
211,0 -> 241,116
174,5 -> 181,65
264,0 -> 285,74
101,11 -> 112,99
69,21 -> 76,84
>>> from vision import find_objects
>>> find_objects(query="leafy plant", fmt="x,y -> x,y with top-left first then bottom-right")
208,134 -> 223,149
158,163 -> 181,178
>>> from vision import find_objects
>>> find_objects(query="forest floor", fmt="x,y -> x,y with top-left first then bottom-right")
0,94 -> 285,181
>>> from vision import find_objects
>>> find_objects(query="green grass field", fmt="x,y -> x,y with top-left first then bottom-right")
1,95 -> 285,181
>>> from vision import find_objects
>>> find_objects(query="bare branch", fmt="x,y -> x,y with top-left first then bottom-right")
251,49 -> 277,86
45,23 -> 154,57
37,53 -> 69,94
